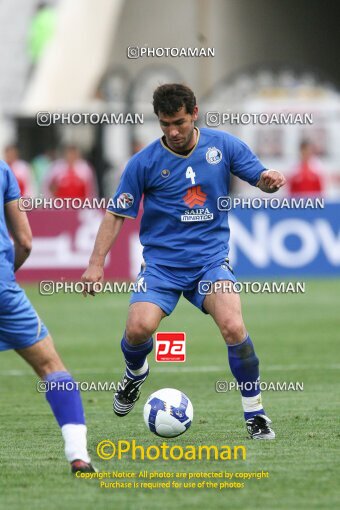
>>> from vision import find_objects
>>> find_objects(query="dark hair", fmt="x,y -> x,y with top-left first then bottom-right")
153,84 -> 196,116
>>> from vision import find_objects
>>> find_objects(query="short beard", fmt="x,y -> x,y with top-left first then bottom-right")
174,126 -> 195,152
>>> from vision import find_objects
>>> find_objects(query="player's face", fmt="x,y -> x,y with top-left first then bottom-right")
158,106 -> 198,152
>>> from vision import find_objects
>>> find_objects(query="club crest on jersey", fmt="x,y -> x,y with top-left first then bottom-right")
206,147 -> 222,165
161,169 -> 170,178
181,185 -> 214,222
117,192 -> 134,209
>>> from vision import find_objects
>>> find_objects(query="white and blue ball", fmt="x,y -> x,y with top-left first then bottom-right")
143,388 -> 193,438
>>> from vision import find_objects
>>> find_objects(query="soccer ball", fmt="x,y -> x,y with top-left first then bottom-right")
143,388 -> 193,438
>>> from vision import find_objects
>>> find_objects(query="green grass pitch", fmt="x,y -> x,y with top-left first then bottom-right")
0,280 -> 339,510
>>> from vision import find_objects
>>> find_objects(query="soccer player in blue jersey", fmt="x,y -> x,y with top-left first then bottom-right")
82,84 -> 286,439
0,161 -> 95,472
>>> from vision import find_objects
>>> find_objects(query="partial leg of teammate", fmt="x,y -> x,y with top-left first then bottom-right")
16,334 -> 97,471
2,190 -> 96,472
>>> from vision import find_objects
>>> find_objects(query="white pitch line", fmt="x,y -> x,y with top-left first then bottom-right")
266,364 -> 340,371
0,364 -> 339,377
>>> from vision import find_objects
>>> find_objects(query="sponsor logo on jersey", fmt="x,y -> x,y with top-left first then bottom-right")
161,169 -> 170,178
206,146 -> 222,165
117,192 -> 134,208
183,185 -> 207,208
181,186 -> 214,222
181,208 -> 214,222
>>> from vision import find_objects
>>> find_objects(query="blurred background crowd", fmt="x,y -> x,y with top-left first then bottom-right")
4,138 -> 334,201
1,0 -> 339,281
1,0 -> 340,202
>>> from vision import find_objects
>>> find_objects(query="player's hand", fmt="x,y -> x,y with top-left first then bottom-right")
257,169 -> 286,193
81,264 -> 104,297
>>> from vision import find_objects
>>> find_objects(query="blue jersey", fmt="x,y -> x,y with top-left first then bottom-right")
0,161 -> 21,281
108,127 -> 265,267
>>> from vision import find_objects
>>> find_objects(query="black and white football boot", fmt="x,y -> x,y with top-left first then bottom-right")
246,414 -> 275,440
113,370 -> 149,417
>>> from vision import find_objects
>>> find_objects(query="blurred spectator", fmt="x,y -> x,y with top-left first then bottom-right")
45,145 -> 97,200
4,145 -> 36,197
131,139 -> 144,155
31,148 -> 56,195
112,139 -> 145,191
289,140 -> 324,196
87,124 -> 111,198
28,2 -> 57,65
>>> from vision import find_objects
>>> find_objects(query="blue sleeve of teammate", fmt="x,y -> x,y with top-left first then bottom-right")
3,162 -> 21,203
226,134 -> 265,186
107,155 -> 145,219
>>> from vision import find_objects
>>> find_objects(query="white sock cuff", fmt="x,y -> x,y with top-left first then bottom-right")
241,393 -> 263,413
61,424 -> 90,463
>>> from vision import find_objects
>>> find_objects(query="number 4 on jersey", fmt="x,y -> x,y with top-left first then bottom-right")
186,166 -> 196,185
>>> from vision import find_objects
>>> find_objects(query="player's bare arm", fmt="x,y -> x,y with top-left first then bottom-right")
81,211 -> 125,295
4,200 -> 32,271
257,169 -> 286,193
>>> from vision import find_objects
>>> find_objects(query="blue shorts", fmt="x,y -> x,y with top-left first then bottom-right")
130,257 -> 237,315
0,281 -> 49,351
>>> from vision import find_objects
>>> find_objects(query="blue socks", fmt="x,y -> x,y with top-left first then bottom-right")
120,333 -> 265,421
121,334 -> 153,379
44,371 -> 85,427
227,335 -> 265,420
